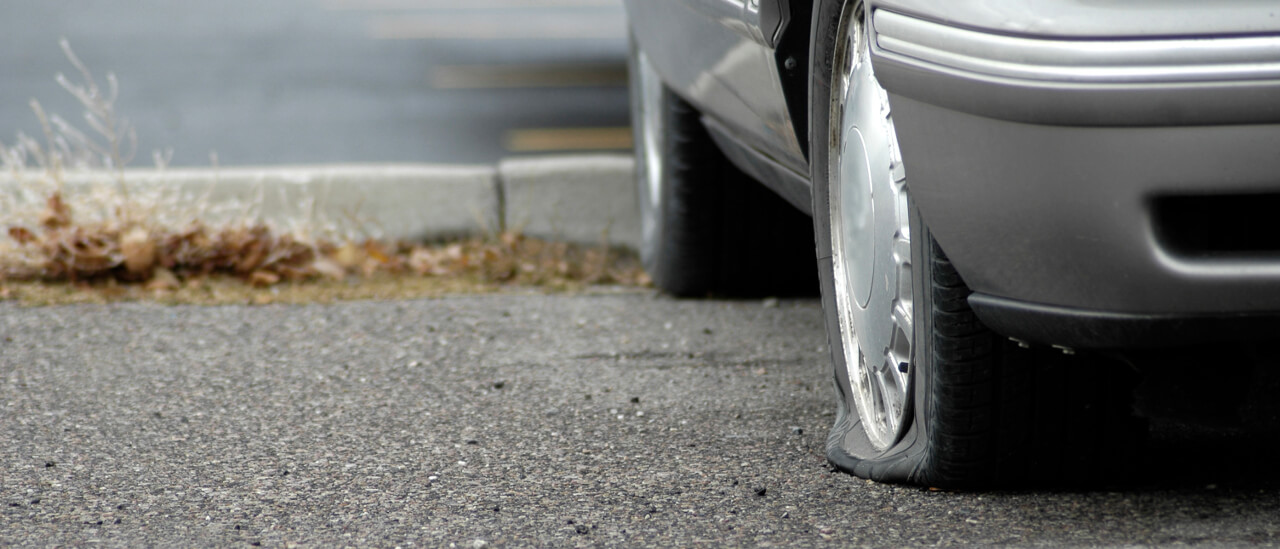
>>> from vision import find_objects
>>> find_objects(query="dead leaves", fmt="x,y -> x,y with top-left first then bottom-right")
40,192 -> 72,230
395,232 -> 647,288
120,226 -> 155,275
249,270 -> 281,287
8,227 -> 36,245
144,267 -> 180,291
42,226 -> 116,278
1,190 -> 648,294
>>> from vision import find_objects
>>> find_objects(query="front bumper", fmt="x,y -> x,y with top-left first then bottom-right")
868,7 -> 1280,348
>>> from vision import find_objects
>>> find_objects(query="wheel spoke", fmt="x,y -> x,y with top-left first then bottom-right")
892,302 -> 912,340
872,366 -> 901,434
892,236 -> 910,265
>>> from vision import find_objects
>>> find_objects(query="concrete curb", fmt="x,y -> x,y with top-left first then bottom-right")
0,155 -> 638,249
500,154 -> 637,250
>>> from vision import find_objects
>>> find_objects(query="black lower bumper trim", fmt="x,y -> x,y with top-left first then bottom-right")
968,293 -> 1280,350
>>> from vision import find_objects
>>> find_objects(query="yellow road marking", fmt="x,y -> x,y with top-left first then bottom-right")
368,16 -> 624,40
504,127 -> 633,152
432,63 -> 627,89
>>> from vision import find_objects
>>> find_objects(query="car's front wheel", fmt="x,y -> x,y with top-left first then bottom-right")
811,0 -> 1144,488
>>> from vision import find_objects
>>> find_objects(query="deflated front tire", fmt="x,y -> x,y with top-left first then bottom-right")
811,0 -> 1145,488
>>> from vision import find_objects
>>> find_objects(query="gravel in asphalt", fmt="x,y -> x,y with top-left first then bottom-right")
2,293 -> 1279,547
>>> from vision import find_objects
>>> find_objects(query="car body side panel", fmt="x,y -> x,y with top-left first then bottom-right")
622,0 -> 807,175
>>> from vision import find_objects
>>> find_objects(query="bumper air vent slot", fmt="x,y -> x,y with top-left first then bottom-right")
1152,193 -> 1280,259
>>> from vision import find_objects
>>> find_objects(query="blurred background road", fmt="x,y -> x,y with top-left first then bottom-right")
0,0 -> 631,167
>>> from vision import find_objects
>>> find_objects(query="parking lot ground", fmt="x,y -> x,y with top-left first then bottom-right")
2,293 -> 1279,546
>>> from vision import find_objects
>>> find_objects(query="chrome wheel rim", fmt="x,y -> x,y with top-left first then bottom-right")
828,4 -> 913,451
636,49 -> 664,254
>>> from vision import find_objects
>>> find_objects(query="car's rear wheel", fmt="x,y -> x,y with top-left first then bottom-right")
812,0 -> 1145,487
628,35 -> 815,297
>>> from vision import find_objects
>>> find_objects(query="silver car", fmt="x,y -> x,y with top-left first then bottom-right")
624,0 -> 1280,487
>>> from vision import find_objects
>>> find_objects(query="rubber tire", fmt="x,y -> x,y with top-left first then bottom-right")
810,0 -> 1145,488
627,35 -> 817,298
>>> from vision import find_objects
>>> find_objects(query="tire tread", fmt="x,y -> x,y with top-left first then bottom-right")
919,241 -> 1144,488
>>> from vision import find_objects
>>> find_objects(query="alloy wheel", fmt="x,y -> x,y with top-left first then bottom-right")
827,3 -> 914,451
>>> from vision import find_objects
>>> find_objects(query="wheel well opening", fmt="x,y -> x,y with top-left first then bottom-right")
775,0 -> 816,163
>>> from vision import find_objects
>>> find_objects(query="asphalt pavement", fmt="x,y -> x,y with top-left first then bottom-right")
4,3 -> 1280,547
0,0 -> 629,166
3,294 -> 1280,547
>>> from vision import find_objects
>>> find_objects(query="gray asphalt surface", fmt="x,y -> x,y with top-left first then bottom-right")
3,294 -> 1280,547
0,0 -> 629,166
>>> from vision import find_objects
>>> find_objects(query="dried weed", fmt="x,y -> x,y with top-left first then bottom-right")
0,41 -> 649,305
0,213 -> 647,301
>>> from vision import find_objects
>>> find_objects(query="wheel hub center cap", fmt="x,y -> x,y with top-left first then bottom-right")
840,127 -> 876,309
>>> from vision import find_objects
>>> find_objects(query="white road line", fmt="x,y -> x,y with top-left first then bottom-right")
368,15 -> 625,40
328,0 -> 619,11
